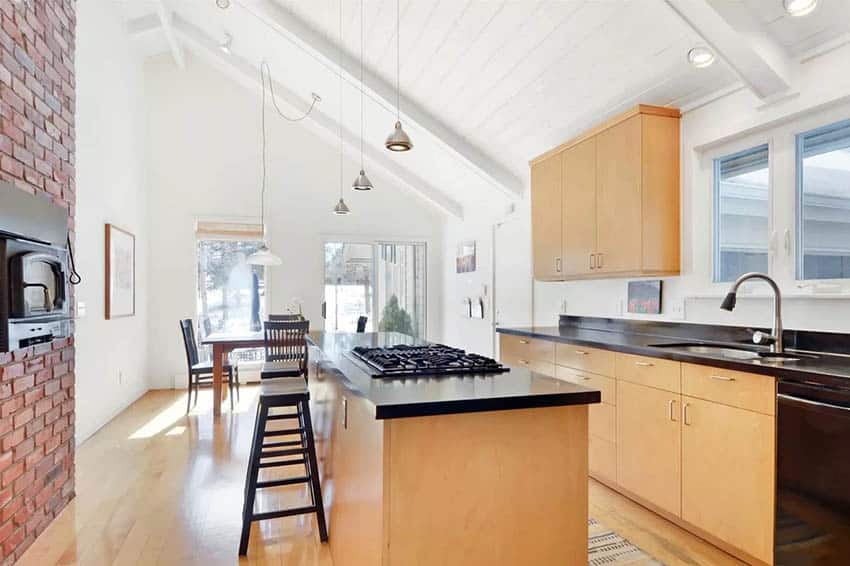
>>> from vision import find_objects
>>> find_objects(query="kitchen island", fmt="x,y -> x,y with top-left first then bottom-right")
306,332 -> 600,566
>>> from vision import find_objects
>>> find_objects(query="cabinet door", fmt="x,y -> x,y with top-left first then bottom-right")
596,115 -> 642,273
681,397 -> 775,564
617,381 -> 681,517
531,154 -> 563,280
561,137 -> 596,276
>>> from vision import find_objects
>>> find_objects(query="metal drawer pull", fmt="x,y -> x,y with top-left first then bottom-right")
518,359 -> 529,365
589,254 -> 595,270
342,397 -> 348,430
597,253 -> 604,268
574,350 -> 589,356
710,374 -> 736,382
519,340 -> 530,344
668,399 -> 677,422
683,402 -> 691,426
635,361 -> 654,367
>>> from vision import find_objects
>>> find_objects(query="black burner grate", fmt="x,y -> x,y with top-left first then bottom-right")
350,343 -> 509,378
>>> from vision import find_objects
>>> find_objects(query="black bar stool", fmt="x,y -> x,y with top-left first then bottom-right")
260,320 -> 310,381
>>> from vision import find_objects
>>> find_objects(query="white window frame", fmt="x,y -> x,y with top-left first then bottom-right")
794,117 -> 850,283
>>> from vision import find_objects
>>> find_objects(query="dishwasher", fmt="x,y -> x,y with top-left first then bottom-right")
776,378 -> 850,564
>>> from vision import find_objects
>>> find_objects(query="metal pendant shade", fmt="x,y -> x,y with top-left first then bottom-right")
352,169 -> 373,191
248,242 -> 282,266
385,121 -> 412,152
333,197 -> 351,215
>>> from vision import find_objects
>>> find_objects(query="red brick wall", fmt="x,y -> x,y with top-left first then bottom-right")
0,0 -> 75,562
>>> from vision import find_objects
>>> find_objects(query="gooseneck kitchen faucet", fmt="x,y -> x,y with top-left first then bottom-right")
720,272 -> 784,353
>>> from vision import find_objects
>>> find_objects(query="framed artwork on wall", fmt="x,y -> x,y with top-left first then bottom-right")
456,240 -> 476,273
105,223 -> 135,319
627,280 -> 662,315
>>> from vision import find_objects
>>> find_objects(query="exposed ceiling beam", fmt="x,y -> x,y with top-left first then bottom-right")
154,0 -> 185,69
169,16 -> 464,219
237,0 -> 524,200
664,0 -> 796,100
126,13 -> 160,38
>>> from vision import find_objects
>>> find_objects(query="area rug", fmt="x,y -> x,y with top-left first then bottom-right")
588,518 -> 664,565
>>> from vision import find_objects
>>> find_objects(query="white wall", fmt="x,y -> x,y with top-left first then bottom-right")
535,42 -> 850,333
144,55 -> 445,389
74,0 -> 150,443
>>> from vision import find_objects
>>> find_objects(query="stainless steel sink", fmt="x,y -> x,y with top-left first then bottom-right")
648,342 -> 816,364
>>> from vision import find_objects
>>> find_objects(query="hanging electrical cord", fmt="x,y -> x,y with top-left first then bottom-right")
259,60 -> 320,122
67,234 -> 81,285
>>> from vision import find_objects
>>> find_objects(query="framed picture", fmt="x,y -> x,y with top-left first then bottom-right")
627,280 -> 662,315
105,223 -> 135,319
456,240 -> 476,273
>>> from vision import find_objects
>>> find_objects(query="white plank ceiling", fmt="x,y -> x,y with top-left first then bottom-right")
120,0 -> 850,217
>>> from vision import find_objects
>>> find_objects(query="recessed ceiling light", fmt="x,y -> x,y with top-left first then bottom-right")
219,33 -> 232,54
783,0 -> 818,17
216,0 -> 230,9
688,46 -> 716,69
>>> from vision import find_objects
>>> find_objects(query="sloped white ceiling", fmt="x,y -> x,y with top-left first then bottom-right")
120,0 -> 850,218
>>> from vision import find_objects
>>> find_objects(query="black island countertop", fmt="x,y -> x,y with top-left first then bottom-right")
498,316 -> 850,390
307,331 -> 600,420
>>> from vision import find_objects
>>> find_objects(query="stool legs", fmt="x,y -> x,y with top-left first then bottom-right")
239,394 -> 327,556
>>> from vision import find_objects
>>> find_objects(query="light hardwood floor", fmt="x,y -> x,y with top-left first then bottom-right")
18,388 -> 743,566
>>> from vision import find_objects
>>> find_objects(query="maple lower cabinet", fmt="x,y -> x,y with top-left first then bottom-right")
681,396 -> 775,565
530,104 -> 680,280
531,153 -> 563,280
616,380 -> 682,517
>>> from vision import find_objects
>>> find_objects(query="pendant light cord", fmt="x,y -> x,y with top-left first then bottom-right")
396,0 -> 400,120
360,0 -> 364,170
260,62 -> 268,233
339,0 -> 343,200
260,60 -> 319,123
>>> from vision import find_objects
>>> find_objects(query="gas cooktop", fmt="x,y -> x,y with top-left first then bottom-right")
350,343 -> 509,378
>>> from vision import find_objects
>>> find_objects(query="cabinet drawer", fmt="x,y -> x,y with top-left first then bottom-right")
499,334 -> 555,365
556,344 -> 615,376
682,363 -> 775,416
616,353 -> 681,393
589,436 -> 616,483
590,402 -> 616,443
556,366 -> 616,405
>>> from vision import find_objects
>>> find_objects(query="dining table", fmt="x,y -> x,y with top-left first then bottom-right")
201,331 -> 266,418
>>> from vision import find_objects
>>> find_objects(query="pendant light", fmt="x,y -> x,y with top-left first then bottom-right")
334,0 -> 350,214
385,0 -> 412,152
352,0 -> 373,190
248,62 -> 282,266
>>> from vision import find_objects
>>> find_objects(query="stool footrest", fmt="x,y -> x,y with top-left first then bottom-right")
261,448 -> 307,459
263,428 -> 304,437
256,476 -> 310,489
262,440 -> 303,449
266,414 -> 300,421
250,506 -> 317,522
258,458 -> 305,469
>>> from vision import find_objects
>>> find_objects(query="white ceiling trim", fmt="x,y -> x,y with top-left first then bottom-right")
236,0 -> 524,200
154,1 -> 185,69
664,0 -> 796,100
163,15 -> 464,220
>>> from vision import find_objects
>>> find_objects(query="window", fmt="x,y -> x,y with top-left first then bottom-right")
713,144 -> 770,282
323,241 -> 426,337
796,119 -> 850,280
196,222 -> 266,361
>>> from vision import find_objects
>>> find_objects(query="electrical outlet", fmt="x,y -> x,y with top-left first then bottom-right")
560,299 -> 568,314
670,300 -> 685,320
616,300 -> 624,316
76,301 -> 87,318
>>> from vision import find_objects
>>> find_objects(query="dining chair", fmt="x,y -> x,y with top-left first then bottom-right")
260,320 -> 310,381
356,316 -> 368,333
179,319 -> 239,412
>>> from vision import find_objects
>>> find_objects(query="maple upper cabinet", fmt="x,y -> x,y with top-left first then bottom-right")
531,153 -> 564,280
530,105 -> 680,280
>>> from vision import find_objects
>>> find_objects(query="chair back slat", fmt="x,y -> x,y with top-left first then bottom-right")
268,314 -> 305,322
263,320 -> 310,372
179,319 -> 200,368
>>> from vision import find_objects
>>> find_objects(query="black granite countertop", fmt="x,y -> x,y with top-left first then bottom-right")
498,320 -> 850,390
308,331 -> 600,420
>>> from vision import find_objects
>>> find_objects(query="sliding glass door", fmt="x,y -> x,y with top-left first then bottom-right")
323,240 -> 426,337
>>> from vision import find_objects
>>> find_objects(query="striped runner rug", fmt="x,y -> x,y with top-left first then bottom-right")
588,518 -> 664,565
